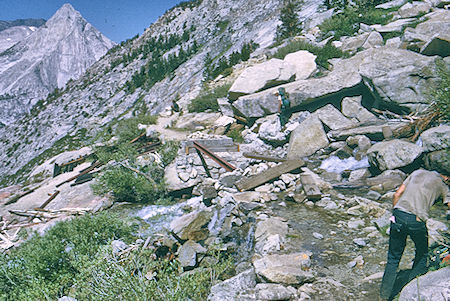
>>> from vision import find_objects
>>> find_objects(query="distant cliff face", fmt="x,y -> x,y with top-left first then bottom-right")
0,4 -> 115,125
0,19 -> 46,32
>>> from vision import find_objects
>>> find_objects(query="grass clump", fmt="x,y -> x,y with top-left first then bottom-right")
188,83 -> 232,113
272,39 -> 345,69
0,212 -> 135,300
226,127 -> 245,143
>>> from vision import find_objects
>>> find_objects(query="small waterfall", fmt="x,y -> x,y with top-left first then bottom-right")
135,201 -> 186,236
245,220 -> 256,253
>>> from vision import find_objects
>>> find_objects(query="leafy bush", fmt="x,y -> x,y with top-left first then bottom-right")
159,140 -> 180,167
93,140 -> 179,204
226,127 -> 244,143
91,114 -> 179,204
73,246 -> 234,301
188,83 -> 231,113
429,60 -> 450,120
92,163 -> 166,203
0,213 -> 135,300
272,39 -> 345,69
319,6 -> 393,39
115,115 -> 158,144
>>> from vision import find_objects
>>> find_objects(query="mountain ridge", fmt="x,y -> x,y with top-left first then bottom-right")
0,3 -> 115,126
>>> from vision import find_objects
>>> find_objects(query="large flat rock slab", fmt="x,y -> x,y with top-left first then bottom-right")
229,58 -> 296,101
0,162 -> 107,221
253,253 -> 314,285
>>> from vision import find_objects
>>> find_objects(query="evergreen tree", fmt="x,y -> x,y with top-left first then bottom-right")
277,0 -> 303,41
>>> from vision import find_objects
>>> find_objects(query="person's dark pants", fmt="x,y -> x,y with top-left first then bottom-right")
380,209 -> 429,300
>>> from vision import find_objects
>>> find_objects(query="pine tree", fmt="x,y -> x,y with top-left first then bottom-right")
277,0 -> 303,41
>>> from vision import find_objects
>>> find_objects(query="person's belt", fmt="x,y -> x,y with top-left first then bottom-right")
393,208 -> 422,222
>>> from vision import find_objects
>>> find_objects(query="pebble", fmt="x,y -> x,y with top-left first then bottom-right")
353,238 -> 367,247
313,232 -> 324,239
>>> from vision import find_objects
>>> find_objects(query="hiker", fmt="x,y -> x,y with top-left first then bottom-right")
379,168 -> 449,300
276,87 -> 291,127
171,98 -> 180,113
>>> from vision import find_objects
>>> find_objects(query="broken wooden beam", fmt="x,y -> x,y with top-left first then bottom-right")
234,115 -> 248,124
195,149 -> 212,178
56,161 -> 102,187
39,190 -> 60,210
236,159 -> 304,192
137,141 -> 162,154
192,141 -> 236,172
243,152 -> 287,163
185,138 -> 239,154
59,155 -> 87,168
70,173 -> 95,187
300,173 -> 322,201
4,185 -> 41,206
129,132 -> 146,144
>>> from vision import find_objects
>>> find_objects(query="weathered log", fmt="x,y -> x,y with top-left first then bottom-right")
192,141 -> 236,172
243,152 -> 287,163
56,161 -> 102,187
39,190 -> 60,209
236,160 -> 304,191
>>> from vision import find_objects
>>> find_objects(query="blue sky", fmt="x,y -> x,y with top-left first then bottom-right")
0,0 -> 184,43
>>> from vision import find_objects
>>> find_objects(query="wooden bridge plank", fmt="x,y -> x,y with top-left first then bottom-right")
236,160 -> 304,191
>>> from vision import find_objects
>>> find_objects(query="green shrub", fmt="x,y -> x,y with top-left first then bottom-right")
188,83 -> 231,113
0,213 -> 135,300
319,6 -> 393,39
159,140 -> 180,167
73,246 -> 234,301
92,164 -> 166,203
272,39 -> 345,69
115,115 -> 158,144
429,60 -> 450,120
226,127 -> 244,143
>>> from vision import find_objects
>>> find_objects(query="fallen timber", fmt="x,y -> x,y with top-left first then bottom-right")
236,159 -> 304,191
9,208 -> 91,219
185,138 -> 239,154
195,149 -> 212,178
4,184 -> 42,206
137,141 -> 162,154
192,141 -> 236,172
53,154 -> 91,177
39,190 -> 60,209
243,152 -> 287,163
56,161 -> 102,187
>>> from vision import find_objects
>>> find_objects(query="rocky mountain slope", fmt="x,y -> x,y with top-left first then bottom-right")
0,0 -> 317,183
0,19 -> 45,32
0,19 -> 46,53
0,0 -> 449,300
0,4 -> 115,126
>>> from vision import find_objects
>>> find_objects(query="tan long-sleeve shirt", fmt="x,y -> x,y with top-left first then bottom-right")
394,169 -> 449,221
